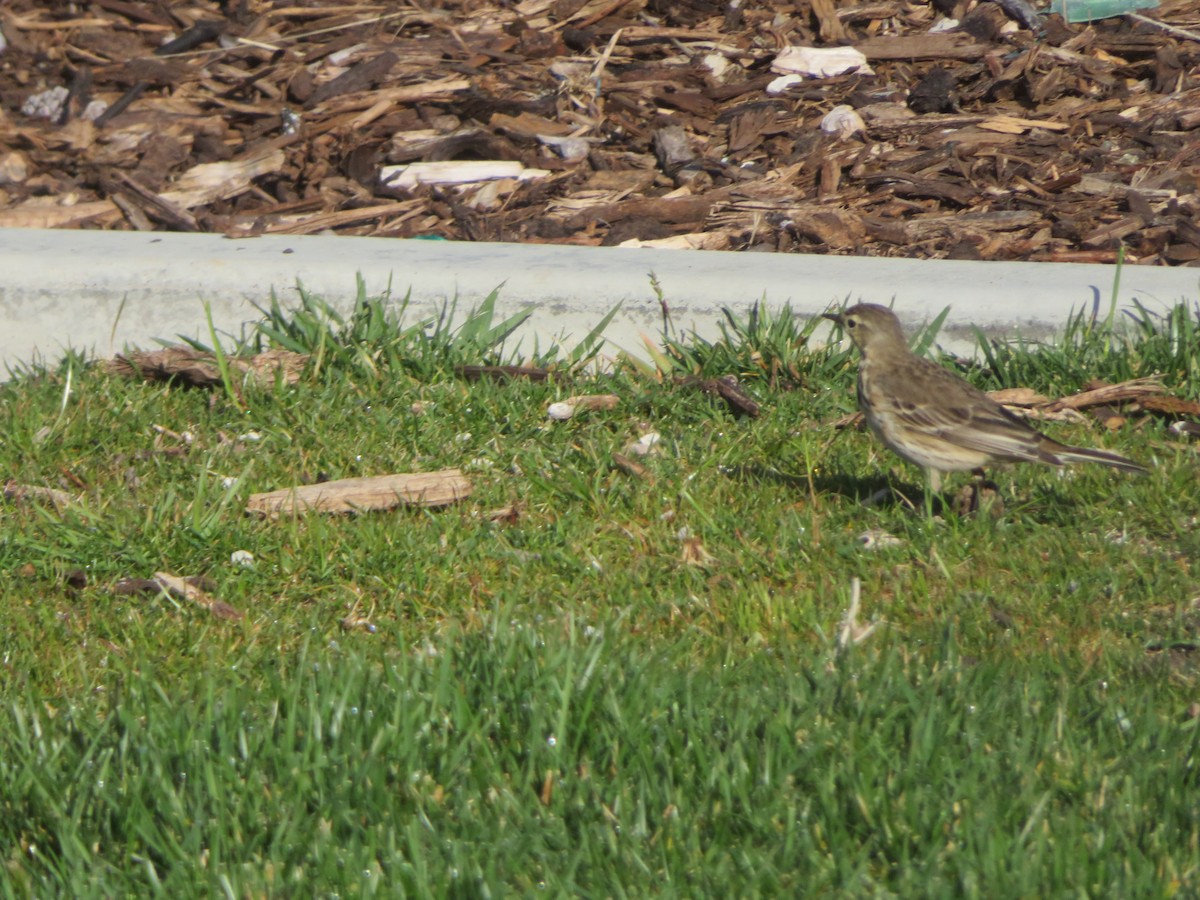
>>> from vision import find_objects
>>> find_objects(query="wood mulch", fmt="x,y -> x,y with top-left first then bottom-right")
0,0 -> 1198,264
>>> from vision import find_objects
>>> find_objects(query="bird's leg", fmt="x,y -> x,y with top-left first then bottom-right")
967,467 -> 986,513
954,468 -> 986,515
973,468 -> 1005,517
954,468 -> 1006,517
924,468 -> 941,519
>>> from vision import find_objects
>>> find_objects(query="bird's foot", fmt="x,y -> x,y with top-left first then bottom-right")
952,472 -> 1005,518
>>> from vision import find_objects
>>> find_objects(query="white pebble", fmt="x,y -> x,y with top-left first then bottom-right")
230,550 -> 255,569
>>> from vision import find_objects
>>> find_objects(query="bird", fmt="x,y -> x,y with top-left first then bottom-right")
823,303 -> 1148,497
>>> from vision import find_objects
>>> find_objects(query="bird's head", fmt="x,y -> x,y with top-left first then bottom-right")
823,304 -> 908,357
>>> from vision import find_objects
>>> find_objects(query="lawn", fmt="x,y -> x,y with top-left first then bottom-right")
2,288 -> 1198,896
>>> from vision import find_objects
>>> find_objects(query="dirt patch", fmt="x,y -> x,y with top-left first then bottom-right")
0,1 -> 1197,264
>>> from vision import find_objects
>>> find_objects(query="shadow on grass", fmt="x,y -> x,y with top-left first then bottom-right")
727,462 -> 1088,520
724,462 -> 910,505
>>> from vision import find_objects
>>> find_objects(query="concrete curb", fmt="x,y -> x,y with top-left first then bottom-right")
2,227 -> 1198,370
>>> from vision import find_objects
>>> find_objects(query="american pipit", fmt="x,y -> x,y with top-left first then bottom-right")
825,303 -> 1148,495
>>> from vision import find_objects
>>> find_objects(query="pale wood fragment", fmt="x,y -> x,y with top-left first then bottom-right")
1043,378 -> 1165,413
4,481 -> 77,512
547,394 -> 620,418
246,470 -> 472,517
312,76 -> 470,113
105,347 -> 308,387
612,452 -> 653,482
977,115 -> 1069,133
856,35 -> 992,61
153,572 -> 243,620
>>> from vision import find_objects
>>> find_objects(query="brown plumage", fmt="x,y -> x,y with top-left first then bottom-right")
825,304 -> 1148,492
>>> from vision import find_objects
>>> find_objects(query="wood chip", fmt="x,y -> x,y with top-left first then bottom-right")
105,347 -> 308,387
988,387 -> 1050,406
3,0 -> 1197,261
4,480 -> 76,512
1141,396 -> 1200,417
152,571 -> 244,620
484,504 -> 522,523
612,451 -> 653,481
307,51 -> 398,108
547,393 -> 619,419
677,375 -> 760,417
1043,377 -> 1165,412
246,469 -> 472,517
856,35 -> 993,61
977,115 -> 1069,133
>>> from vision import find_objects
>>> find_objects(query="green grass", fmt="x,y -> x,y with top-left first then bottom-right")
2,288 -> 1199,895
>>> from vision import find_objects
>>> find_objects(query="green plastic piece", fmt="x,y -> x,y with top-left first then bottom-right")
1046,0 -> 1159,23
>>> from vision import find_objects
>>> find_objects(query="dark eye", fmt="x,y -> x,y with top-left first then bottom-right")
846,318 -> 857,329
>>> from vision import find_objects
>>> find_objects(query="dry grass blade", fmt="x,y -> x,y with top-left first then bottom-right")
836,577 -> 881,652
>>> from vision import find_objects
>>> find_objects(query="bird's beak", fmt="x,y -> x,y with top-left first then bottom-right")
822,311 -> 843,325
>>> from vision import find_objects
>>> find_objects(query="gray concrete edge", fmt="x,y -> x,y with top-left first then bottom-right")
2,227 -> 1198,372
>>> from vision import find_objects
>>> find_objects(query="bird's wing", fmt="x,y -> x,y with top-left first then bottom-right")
892,361 -> 1050,463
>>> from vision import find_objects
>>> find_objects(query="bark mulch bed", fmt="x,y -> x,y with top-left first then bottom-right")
0,0 -> 1198,264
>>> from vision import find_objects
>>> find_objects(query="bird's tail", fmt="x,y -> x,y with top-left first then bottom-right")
1053,445 -> 1149,476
